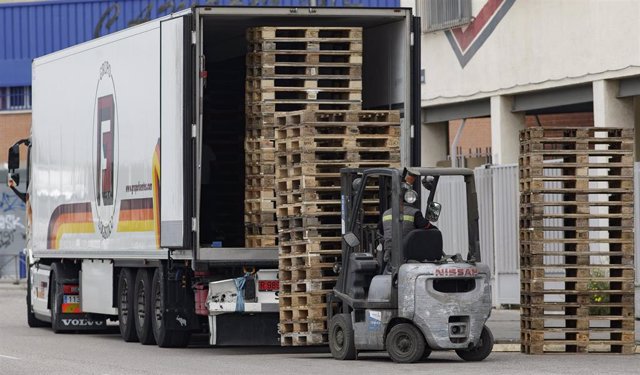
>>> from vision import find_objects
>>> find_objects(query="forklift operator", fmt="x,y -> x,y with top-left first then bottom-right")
379,174 -> 435,267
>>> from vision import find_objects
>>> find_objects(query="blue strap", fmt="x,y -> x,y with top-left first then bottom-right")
234,276 -> 246,312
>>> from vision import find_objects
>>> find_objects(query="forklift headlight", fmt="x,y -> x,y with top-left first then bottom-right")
404,189 -> 418,204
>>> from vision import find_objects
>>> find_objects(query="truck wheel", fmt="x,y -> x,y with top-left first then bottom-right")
134,269 -> 156,345
151,267 -> 190,348
117,268 -> 138,342
49,263 -> 65,333
329,313 -> 356,360
26,269 -> 49,328
456,325 -> 494,362
385,323 -> 426,363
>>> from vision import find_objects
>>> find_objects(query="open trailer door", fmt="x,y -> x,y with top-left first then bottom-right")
160,15 -> 194,249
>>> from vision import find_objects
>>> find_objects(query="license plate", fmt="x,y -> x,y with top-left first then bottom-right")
258,280 -> 279,292
63,295 -> 80,304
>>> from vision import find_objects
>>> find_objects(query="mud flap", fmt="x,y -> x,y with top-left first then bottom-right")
162,266 -> 199,331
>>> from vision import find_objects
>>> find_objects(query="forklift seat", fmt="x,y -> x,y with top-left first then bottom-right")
403,229 -> 444,262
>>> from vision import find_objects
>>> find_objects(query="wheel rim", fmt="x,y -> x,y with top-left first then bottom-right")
136,280 -> 145,325
333,325 -> 345,351
154,278 -> 162,330
120,278 -> 129,325
395,333 -> 413,355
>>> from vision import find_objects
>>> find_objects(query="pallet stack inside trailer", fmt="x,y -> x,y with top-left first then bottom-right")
519,127 -> 636,354
244,26 -> 363,248
275,110 -> 400,345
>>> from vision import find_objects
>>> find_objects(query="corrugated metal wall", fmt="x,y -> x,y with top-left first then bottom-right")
491,164 -> 519,276
474,166 -> 494,274
542,161 -> 564,267
0,0 -> 401,86
471,164 -> 519,305
422,175 -> 469,259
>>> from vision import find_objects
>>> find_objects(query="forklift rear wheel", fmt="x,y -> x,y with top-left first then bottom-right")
329,314 -> 357,360
455,325 -> 494,361
385,323 -> 426,363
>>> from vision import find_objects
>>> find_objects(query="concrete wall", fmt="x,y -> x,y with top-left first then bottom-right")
421,0 -> 640,107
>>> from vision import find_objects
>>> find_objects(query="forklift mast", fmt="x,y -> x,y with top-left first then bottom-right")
336,168 -> 404,311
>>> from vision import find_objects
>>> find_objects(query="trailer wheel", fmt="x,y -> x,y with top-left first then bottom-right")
134,269 -> 156,345
329,313 -> 356,360
26,267 -> 49,328
456,325 -> 494,362
385,323 -> 426,363
117,268 -> 138,342
151,267 -> 190,348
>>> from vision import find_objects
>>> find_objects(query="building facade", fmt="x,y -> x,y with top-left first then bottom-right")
418,0 -> 640,166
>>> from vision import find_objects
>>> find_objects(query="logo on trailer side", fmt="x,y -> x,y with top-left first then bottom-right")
92,61 -> 119,239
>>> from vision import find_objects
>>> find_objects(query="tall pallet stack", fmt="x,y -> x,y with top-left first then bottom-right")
244,26 -> 363,248
276,110 -> 400,346
519,127 -> 635,354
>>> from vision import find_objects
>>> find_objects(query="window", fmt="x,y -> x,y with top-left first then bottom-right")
419,0 -> 472,33
0,86 -> 32,111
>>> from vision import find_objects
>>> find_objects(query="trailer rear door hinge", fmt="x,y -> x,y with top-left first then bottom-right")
191,124 -> 197,138
410,32 -> 414,46
191,217 -> 197,231
191,31 -> 197,45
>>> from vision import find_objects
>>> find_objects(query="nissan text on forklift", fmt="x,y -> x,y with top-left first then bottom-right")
329,167 -> 494,363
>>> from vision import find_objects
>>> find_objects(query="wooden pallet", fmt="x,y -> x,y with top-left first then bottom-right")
281,332 -> 328,346
521,331 -> 636,354
247,26 -> 363,41
247,51 -> 363,66
246,77 -> 362,91
280,320 -> 327,334
245,235 -> 278,248
279,241 -> 343,256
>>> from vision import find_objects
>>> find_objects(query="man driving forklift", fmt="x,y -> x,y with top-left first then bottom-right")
379,169 -> 437,272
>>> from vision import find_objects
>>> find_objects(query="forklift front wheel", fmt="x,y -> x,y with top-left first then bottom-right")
329,314 -> 357,360
455,325 -> 494,362
385,323 -> 426,363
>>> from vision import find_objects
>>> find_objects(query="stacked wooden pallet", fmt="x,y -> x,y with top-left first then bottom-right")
519,127 -> 635,354
275,110 -> 401,346
244,26 -> 363,248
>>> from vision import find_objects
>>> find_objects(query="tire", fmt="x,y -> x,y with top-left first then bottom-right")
422,346 -> 433,360
134,268 -> 156,345
49,263 -> 71,333
151,267 -> 190,348
456,325 -> 494,362
385,323 -> 426,363
26,268 -> 49,328
328,313 -> 356,360
117,268 -> 139,342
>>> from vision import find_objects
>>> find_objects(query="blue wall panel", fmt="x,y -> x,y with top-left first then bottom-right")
0,0 -> 401,86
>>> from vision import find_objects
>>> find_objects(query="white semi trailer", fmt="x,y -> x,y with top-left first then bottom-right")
7,6 -> 420,347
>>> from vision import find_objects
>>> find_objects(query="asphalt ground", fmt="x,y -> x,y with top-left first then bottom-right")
0,282 -> 638,375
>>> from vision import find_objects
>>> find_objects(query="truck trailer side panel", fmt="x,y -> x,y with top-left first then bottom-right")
32,22 -> 163,257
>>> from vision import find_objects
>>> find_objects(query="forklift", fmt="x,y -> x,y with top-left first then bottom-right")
328,167 -> 493,363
